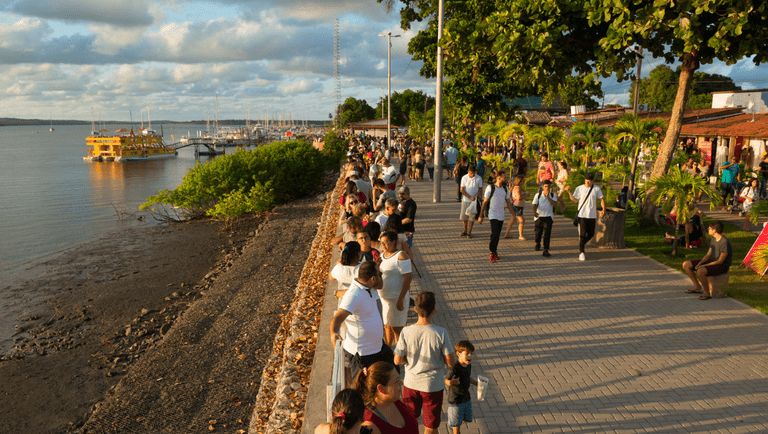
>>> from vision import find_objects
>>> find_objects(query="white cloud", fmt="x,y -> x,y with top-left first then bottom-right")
280,79 -> 319,94
0,17 -> 51,49
89,24 -> 146,55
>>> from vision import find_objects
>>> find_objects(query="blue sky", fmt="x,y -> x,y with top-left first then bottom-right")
0,0 -> 766,122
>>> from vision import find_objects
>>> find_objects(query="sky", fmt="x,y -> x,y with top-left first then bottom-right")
1,0 -> 767,122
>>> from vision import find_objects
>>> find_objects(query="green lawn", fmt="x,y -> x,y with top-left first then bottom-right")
545,182 -> 768,315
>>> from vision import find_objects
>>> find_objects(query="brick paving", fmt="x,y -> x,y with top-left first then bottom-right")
304,176 -> 768,434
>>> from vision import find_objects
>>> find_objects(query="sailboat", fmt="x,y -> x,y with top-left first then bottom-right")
49,117 -> 54,132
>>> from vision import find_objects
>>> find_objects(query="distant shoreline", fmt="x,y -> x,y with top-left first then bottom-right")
0,118 -> 332,127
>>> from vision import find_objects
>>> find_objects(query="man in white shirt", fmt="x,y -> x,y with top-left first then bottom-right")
459,164 -> 483,238
532,180 -> 558,257
330,261 -> 393,381
478,171 -> 513,262
563,172 -> 606,261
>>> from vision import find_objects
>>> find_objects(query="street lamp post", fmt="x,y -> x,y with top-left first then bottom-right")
379,32 -> 400,148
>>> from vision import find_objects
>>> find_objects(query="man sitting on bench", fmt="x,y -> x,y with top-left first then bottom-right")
682,221 -> 733,300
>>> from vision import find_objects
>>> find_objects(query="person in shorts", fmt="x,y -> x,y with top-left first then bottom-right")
445,340 -> 478,434
682,221 -> 733,300
459,164 -> 483,238
394,292 -> 455,434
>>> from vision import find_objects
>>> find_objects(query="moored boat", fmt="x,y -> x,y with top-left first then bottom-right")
84,128 -> 178,162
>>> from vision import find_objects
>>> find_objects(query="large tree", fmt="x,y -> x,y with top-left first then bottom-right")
388,0 -> 768,223
337,97 -> 376,127
629,64 -> 741,111
375,89 -> 436,127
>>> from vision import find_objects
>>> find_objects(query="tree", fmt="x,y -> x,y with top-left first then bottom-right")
528,126 -> 565,157
542,75 -> 604,110
639,167 -> 718,256
629,65 -> 742,111
337,97 -> 376,127
570,122 -> 608,163
388,0 -> 768,224
477,120 -> 508,149
375,89 -> 436,127
609,115 -> 667,202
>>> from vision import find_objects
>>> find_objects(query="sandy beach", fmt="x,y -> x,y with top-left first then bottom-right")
0,190 -> 328,433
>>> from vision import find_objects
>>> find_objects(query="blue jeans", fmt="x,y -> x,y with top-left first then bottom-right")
761,177 -> 767,199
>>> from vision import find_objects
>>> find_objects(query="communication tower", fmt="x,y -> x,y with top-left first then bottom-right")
333,18 -> 341,130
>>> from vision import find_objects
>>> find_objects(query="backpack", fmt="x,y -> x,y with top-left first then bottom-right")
482,184 -> 508,218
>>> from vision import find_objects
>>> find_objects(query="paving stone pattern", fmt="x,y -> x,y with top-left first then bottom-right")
400,177 -> 768,433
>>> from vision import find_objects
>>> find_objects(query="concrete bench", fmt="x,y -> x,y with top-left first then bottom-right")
708,273 -> 729,298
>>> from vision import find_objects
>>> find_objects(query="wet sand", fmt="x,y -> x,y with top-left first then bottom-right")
0,193 -> 327,433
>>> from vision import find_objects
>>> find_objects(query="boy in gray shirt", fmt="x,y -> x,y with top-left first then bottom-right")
394,292 -> 455,434
682,220 -> 733,300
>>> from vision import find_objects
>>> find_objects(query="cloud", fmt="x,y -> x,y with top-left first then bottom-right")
0,17 -> 51,49
280,79 -> 320,94
11,0 -> 155,27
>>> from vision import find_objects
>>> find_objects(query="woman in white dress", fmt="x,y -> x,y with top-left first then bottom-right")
377,231 -> 412,348
555,160 -> 569,212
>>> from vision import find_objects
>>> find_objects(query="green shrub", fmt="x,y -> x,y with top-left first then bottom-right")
321,129 -> 348,170
140,140 -> 324,220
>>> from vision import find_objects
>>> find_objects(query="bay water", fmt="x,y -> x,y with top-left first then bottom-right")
0,124 -> 230,349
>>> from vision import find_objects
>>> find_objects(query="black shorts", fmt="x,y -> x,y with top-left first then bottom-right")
344,341 -> 396,379
690,259 -> 729,277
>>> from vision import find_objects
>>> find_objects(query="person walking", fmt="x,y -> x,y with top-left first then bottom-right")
532,180 -> 558,257
563,172 -> 605,261
720,156 -> 741,211
459,164 -> 483,238
478,171 -> 513,262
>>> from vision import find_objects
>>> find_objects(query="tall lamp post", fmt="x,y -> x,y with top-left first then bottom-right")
379,32 -> 400,147
432,0 -> 445,202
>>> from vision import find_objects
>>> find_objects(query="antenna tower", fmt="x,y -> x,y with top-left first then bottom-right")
333,18 -> 341,130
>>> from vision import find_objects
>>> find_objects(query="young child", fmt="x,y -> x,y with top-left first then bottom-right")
445,340 -> 478,434
393,292 -> 455,434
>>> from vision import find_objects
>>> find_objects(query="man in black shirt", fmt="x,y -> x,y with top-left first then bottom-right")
759,154 -> 768,199
397,186 -> 417,249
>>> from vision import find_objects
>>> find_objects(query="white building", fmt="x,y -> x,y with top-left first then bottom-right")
711,88 -> 768,113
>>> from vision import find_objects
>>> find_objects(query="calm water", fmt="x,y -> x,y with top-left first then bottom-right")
0,124 -> 222,280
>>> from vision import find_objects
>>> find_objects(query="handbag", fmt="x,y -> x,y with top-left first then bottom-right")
573,185 -> 594,226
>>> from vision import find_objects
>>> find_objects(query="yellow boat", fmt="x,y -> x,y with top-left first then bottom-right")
84,129 -> 178,162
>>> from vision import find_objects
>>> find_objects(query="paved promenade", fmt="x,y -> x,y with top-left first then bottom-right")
304,176 -> 768,434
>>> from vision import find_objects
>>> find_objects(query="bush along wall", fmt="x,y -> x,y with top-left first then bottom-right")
141,140 -> 326,221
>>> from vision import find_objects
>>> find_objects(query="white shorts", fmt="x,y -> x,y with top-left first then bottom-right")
381,291 -> 409,327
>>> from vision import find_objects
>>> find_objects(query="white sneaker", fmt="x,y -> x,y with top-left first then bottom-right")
578,252 -> 586,261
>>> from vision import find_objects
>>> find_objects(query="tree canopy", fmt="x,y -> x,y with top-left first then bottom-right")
375,89 -> 436,127
628,65 -> 741,111
337,97 -> 376,127
387,0 -> 768,223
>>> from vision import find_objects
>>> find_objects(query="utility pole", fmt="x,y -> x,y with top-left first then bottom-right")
433,0 -> 445,202
632,47 -> 643,115
379,32 -> 400,147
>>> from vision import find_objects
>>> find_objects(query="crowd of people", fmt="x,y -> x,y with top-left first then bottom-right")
321,136 -> 484,434
319,133 -> 748,433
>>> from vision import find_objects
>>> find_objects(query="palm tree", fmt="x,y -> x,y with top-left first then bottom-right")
570,122 -> 607,164
500,123 -> 528,157
477,120 -> 508,151
639,167 -> 718,256
528,126 -> 565,157
609,115 -> 667,202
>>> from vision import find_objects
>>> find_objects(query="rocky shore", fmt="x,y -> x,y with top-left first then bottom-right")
0,174 -> 336,434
